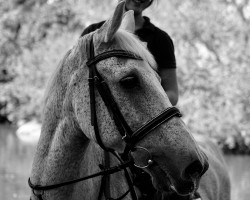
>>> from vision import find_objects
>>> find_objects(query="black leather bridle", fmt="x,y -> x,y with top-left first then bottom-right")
28,35 -> 182,200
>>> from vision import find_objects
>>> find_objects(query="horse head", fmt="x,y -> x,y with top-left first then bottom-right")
30,1 -> 208,199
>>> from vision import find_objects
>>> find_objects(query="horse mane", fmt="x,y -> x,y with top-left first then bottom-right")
43,49 -> 72,107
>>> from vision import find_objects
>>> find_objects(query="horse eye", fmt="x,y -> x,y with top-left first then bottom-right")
120,76 -> 139,89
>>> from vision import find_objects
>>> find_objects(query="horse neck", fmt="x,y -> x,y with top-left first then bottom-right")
31,113 -> 88,196
31,115 -> 131,199
77,145 -> 132,200
30,62 -> 131,199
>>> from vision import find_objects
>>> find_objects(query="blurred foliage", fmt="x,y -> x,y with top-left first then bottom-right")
146,0 -> 250,139
0,0 -> 116,122
0,0 -> 250,151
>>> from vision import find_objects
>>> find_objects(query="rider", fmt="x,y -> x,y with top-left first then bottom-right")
80,0 -> 179,106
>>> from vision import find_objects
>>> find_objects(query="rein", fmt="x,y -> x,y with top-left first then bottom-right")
28,35 -> 182,200
28,159 -> 132,191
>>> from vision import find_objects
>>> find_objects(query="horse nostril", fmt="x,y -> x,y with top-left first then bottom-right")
184,160 -> 205,180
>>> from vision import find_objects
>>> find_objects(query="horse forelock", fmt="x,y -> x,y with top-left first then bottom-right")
113,29 -> 157,70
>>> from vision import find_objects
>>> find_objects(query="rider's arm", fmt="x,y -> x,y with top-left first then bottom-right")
159,68 -> 178,106
153,30 -> 179,105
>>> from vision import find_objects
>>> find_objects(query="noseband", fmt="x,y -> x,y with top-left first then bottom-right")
28,35 -> 182,200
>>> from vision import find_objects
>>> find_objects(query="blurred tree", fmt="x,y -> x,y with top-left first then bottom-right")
0,0 -> 116,122
147,0 -> 250,137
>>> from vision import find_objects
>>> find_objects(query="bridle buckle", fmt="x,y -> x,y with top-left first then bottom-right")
129,146 -> 154,169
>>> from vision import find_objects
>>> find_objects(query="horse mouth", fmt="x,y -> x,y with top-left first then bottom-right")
148,164 -> 198,196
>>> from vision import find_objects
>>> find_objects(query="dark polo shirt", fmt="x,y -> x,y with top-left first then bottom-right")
81,17 -> 176,70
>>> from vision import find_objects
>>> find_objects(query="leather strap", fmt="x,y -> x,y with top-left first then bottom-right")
87,36 -> 138,200
129,107 -> 182,146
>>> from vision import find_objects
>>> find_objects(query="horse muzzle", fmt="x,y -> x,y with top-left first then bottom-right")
143,149 -> 209,196
172,155 -> 209,196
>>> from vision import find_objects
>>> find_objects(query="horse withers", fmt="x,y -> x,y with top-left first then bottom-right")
29,1 -> 230,200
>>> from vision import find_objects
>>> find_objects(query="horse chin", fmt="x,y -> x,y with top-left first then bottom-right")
169,180 -> 198,197
150,167 -> 172,192
149,166 -> 199,197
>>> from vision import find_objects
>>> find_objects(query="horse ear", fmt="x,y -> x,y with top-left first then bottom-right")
120,10 -> 135,33
96,0 -> 125,43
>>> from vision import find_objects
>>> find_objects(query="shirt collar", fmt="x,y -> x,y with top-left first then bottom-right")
141,16 -> 155,32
